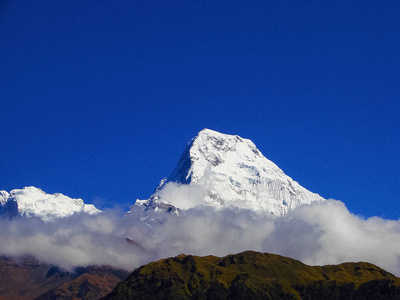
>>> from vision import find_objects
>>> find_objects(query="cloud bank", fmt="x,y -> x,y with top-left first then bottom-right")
1,185 -> 400,276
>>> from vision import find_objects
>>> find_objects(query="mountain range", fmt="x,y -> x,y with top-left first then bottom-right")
1,129 -> 324,222
6,129 -> 394,299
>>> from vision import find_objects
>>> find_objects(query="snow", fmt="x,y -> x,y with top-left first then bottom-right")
0,186 -> 101,222
0,191 -> 9,205
131,129 -> 324,217
3,129 -> 325,222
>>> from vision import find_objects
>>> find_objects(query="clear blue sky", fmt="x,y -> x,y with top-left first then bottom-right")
1,1 -> 399,218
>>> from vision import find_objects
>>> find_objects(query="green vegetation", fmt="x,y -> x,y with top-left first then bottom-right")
105,251 -> 400,299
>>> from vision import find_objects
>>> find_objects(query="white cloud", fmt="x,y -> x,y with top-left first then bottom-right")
2,186 -> 400,276
268,200 -> 400,273
154,182 -> 207,209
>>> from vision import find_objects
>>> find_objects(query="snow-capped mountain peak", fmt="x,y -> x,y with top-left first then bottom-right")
132,129 -> 324,217
169,128 -> 284,184
0,186 -> 100,222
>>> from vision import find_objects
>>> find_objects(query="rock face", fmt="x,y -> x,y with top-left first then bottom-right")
0,186 -> 100,222
132,129 -> 324,217
105,251 -> 400,300
0,256 -> 128,300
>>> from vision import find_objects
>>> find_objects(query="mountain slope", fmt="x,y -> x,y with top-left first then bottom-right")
0,256 -> 128,300
105,251 -> 400,300
132,129 -> 324,217
0,186 -> 100,222
35,266 -> 129,300
0,256 -> 73,300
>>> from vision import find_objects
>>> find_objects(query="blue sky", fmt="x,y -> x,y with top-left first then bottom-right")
1,0 -> 399,218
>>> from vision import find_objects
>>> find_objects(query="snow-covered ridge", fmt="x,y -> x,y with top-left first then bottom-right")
0,186 -> 100,222
133,129 -> 324,216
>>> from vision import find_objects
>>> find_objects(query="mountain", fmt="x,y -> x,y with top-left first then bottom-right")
0,256 -> 128,300
105,250 -> 400,299
131,129 -> 324,217
35,265 -> 129,300
0,186 -> 100,222
0,256 -> 73,300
